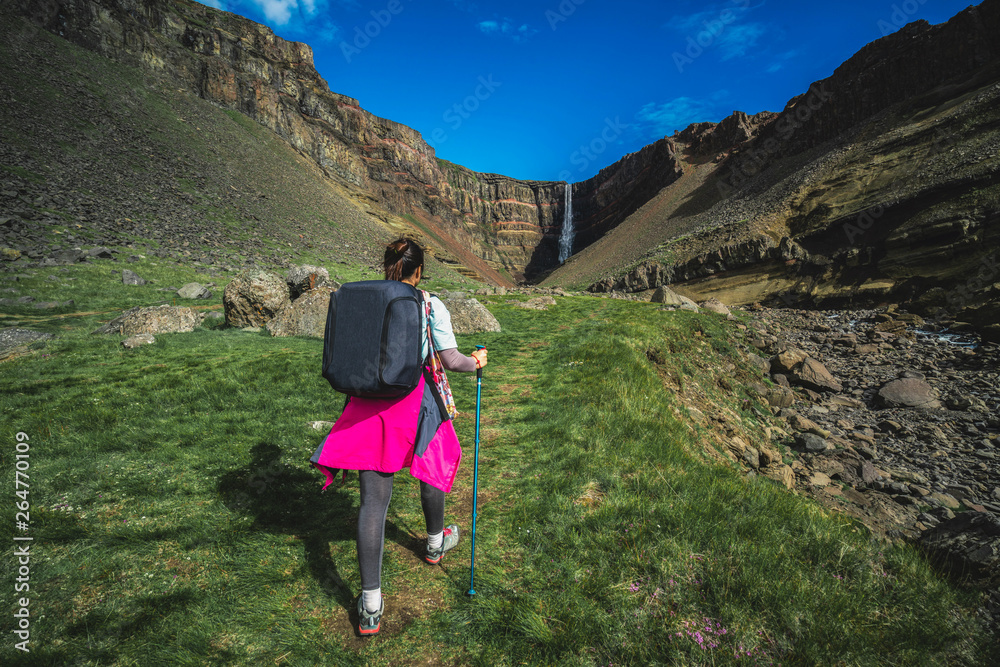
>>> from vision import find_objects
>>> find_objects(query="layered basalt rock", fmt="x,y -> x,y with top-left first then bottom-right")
571,139 -> 685,251
9,0 -> 569,282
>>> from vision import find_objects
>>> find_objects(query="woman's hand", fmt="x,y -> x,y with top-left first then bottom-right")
471,347 -> 488,369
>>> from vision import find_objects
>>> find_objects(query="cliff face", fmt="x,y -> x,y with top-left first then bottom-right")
571,139 -> 684,251
11,0 -> 577,282
575,0 -> 1000,340
9,0 -> 1000,303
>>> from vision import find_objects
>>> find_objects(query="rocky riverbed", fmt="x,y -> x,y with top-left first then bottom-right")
738,303 -> 1000,627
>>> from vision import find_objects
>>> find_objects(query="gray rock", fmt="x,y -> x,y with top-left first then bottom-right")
650,285 -> 684,307
795,432 -> 829,452
678,295 -> 701,312
439,296 -> 501,334
267,286 -> 336,338
223,269 -> 291,328
859,460 -> 880,484
699,298 -> 731,316
93,305 -> 198,336
52,248 -> 86,264
87,247 -> 115,260
1,247 -> 21,261
876,378 -> 942,410
122,269 -> 147,286
519,296 -> 557,311
122,333 -> 155,349
791,357 -> 843,393
0,328 -> 52,353
177,283 -> 212,300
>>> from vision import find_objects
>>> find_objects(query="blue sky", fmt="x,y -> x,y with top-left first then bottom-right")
197,0 -> 976,183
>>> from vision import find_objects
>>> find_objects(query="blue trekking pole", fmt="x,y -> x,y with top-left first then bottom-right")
468,345 -> 485,596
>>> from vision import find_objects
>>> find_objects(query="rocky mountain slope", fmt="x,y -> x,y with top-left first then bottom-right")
554,2 -> 1000,341
3,0 -> 999,332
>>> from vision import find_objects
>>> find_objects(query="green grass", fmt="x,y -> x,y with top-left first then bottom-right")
2,283 -> 996,665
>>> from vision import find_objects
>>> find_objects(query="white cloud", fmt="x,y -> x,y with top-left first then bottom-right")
477,17 -> 537,42
317,19 -> 341,42
666,3 -> 767,62
247,0 -> 321,26
636,92 -> 729,137
716,23 -> 766,60
766,49 -> 798,74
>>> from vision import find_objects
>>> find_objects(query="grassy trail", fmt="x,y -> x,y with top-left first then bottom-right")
2,293 -> 996,666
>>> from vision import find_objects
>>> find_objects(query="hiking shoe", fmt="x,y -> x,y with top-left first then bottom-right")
357,594 -> 383,636
425,524 -> 460,564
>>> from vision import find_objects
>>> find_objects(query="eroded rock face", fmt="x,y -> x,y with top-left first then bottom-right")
267,285 -> 335,338
223,269 -> 291,328
285,265 -> 331,300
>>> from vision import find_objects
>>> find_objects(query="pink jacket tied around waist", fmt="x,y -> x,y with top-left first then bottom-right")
311,374 -> 462,493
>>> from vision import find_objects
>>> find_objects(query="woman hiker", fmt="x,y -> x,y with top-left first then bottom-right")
310,238 -> 488,636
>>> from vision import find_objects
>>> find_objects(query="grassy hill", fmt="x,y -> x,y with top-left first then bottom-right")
2,276 -> 999,663
0,13 -> 478,292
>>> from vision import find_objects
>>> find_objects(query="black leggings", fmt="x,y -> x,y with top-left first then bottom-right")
358,470 -> 445,591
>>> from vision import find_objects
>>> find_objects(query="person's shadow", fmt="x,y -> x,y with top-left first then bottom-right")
217,441 -> 359,613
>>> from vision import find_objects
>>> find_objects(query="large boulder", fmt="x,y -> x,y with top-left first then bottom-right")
267,286 -> 336,338
793,357 -> 843,393
769,347 -> 842,393
223,269 -> 291,328
699,298 -> 731,316
285,265 -> 332,299
93,305 -> 198,335
876,378 -> 943,409
651,285 -> 684,307
439,296 -> 501,334
177,283 -> 212,300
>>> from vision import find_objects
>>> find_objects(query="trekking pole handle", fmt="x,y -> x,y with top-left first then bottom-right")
475,345 -> 486,379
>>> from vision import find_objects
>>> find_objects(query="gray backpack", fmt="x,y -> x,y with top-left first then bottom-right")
321,280 -> 424,398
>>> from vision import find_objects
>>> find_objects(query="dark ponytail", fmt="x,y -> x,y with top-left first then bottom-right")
384,238 -> 424,282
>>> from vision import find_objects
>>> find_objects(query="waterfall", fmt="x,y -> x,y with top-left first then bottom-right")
558,182 -> 574,263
